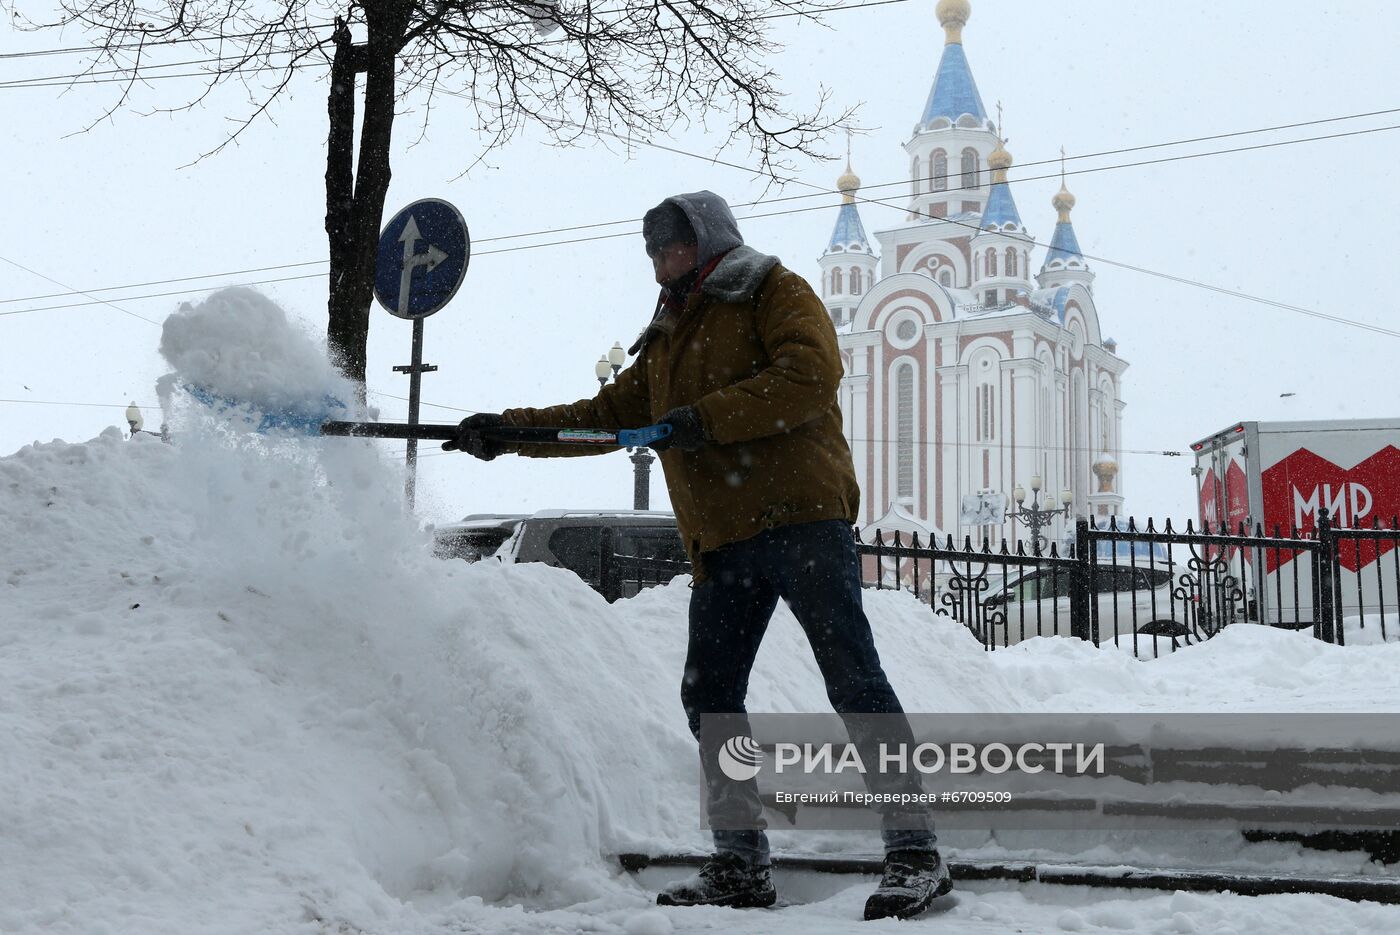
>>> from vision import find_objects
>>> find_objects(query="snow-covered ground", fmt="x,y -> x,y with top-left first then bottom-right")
4,290 -> 1398,933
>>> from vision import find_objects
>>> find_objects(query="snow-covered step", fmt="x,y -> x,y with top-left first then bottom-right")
618,852 -> 1400,904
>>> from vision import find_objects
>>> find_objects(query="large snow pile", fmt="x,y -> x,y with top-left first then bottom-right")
4,289 -> 1399,933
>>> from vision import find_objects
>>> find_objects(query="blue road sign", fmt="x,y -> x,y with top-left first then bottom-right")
374,199 -> 470,319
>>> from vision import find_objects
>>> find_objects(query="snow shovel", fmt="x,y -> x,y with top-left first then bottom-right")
318,420 -> 674,448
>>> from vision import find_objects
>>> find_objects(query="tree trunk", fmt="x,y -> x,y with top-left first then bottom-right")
325,4 -> 407,392
325,19 -> 362,385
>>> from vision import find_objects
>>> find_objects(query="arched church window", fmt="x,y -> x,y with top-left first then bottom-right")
976,382 -> 996,441
850,267 -> 863,295
896,363 -> 914,502
1005,247 -> 1017,277
939,269 -> 952,287
986,248 -> 998,277
933,150 -> 948,192
832,268 -> 843,294
961,148 -> 979,190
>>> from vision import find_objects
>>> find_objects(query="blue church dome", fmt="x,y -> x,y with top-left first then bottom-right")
920,42 -> 987,128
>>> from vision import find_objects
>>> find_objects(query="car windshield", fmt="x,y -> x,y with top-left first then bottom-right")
1001,570 -> 1070,601
433,527 -> 515,562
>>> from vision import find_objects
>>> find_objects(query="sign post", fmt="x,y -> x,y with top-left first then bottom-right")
373,198 -> 470,508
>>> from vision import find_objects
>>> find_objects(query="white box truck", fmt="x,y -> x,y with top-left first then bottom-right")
1189,419 -> 1400,627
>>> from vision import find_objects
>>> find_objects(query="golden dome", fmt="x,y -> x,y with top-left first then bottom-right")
837,159 -> 861,204
1052,183 -> 1076,223
987,140 -> 1012,171
1092,453 -> 1119,493
987,138 -> 1011,183
936,0 -> 970,44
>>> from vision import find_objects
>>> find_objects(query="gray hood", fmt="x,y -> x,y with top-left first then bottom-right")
626,191 -> 782,356
664,190 -> 778,300
662,190 -> 745,268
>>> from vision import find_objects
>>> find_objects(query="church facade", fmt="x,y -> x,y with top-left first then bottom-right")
820,0 -> 1126,549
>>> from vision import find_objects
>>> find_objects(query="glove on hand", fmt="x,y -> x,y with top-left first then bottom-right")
651,405 -> 707,452
443,412 -> 508,460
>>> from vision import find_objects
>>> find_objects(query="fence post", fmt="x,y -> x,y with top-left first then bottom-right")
1070,518 -> 1092,642
599,526 -> 620,603
1316,508 -> 1337,644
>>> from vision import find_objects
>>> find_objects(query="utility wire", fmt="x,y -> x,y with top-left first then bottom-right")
0,253 -> 160,325
0,23 -> 337,60
5,111 -> 1395,307
0,60 -> 329,89
4,116 -> 1399,340
5,102 -> 1397,307
0,0 -> 908,84
5,26 -> 1398,341
573,114 -> 1400,341
0,273 -> 323,317
0,397 -> 159,409
0,260 -> 332,305
1,48 -> 304,86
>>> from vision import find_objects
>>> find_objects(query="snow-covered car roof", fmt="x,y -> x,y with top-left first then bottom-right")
524,508 -> 675,520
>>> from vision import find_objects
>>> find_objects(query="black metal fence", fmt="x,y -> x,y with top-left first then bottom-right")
591,509 -> 1400,656
860,509 -> 1400,657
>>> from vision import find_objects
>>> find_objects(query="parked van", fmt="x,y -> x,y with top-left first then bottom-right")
432,509 -> 687,600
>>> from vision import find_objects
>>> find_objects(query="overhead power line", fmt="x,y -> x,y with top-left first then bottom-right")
570,111 -> 1400,341
0,254 -> 159,325
0,60 -> 329,90
4,112 -> 1399,341
0,23 -> 337,60
5,103 -> 1398,307
0,0 -> 910,84
1,48 -> 304,86
0,259 -> 331,305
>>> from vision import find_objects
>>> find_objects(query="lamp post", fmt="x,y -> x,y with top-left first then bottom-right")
593,345 -> 654,510
124,402 -> 169,442
1008,474 -> 1072,554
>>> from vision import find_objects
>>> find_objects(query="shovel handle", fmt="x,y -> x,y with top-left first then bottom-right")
319,420 -> 673,448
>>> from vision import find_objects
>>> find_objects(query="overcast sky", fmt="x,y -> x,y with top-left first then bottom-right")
3,0 -> 1398,525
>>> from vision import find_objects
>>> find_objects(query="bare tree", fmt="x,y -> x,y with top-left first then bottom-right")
24,0 -> 850,387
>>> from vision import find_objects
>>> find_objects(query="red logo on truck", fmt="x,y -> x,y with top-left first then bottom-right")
1261,446 -> 1400,571
1199,460 -> 1250,562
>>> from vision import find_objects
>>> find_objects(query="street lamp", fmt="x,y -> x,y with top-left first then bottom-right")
125,402 -> 169,441
1008,474 -> 1072,554
593,346 -> 654,510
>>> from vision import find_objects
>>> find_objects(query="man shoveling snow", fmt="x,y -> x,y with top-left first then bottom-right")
444,191 -> 951,921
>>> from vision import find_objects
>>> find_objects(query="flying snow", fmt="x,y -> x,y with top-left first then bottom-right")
156,286 -> 358,430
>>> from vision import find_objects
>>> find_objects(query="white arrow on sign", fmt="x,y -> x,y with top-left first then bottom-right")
397,215 -> 450,315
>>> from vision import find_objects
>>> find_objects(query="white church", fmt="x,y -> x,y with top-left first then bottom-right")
821,0 -> 1126,550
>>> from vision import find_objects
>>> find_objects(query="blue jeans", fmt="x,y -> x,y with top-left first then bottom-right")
683,519 -> 936,866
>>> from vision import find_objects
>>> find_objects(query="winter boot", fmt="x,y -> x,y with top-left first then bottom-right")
863,848 -> 953,921
655,853 -> 777,909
